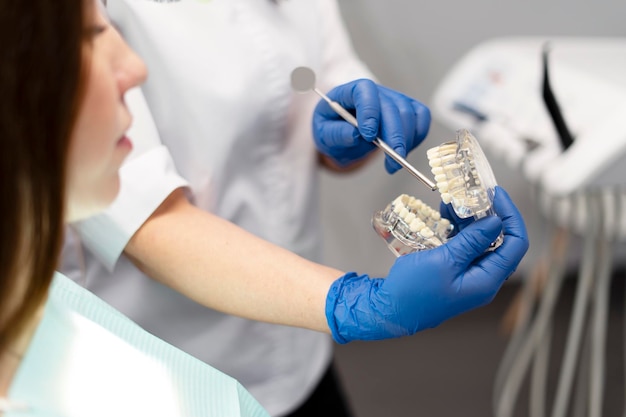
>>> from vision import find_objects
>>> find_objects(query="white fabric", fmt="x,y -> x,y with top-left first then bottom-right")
7,273 -> 269,417
61,0 -> 374,415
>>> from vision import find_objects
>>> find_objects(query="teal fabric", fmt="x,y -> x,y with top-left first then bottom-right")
7,273 -> 270,417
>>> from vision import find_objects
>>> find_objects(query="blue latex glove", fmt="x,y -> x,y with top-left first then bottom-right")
325,187 -> 529,343
312,79 -> 431,173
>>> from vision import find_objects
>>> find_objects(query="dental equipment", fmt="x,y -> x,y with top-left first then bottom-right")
290,66 -> 437,192
432,37 -> 626,417
431,37 -> 626,196
372,129 -> 503,256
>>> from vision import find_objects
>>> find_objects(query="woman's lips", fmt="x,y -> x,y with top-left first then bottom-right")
117,134 -> 133,150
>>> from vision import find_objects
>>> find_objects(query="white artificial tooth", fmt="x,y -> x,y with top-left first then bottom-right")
437,182 -> 449,192
441,193 -> 452,204
404,212 -> 416,224
448,176 -> 465,189
451,188 -> 466,197
409,219 -> 426,233
444,162 -> 460,169
393,195 -> 405,207
426,147 -> 440,157
441,154 -> 456,164
431,166 -> 444,175
420,227 -> 435,238
393,203 -> 403,214
428,158 -> 442,168
440,218 -> 450,228
435,174 -> 448,182
399,207 -> 409,218
439,146 -> 457,155
432,211 -> 441,221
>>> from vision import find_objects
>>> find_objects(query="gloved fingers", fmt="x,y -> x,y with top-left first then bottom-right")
493,186 -> 529,243
455,187 -> 529,298
445,221 -> 513,307
378,86 -> 431,173
325,79 -> 381,142
313,108 -> 363,149
442,215 -> 503,270
413,100 -> 431,143
312,99 -> 378,166
476,187 -> 530,278
439,200 -> 456,221
456,236 -> 525,306
378,85 -> 431,149
319,80 -> 432,173
378,98 -> 409,173
453,261 -> 508,310
439,201 -> 474,235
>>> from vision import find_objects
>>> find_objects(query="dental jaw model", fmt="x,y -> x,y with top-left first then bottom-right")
373,129 -> 503,256
372,194 -> 453,256
428,129 -> 499,218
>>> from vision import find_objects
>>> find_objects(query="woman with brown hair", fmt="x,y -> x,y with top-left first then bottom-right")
0,1 -> 268,415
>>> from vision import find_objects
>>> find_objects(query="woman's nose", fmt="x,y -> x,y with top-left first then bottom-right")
123,51 -> 147,92
115,32 -> 147,93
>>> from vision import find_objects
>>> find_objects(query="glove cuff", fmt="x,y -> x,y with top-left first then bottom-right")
325,272 -> 361,344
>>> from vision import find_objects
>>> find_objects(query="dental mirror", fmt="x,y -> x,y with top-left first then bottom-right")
291,66 -> 317,94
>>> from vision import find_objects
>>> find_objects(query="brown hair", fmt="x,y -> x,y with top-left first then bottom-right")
0,0 -> 89,350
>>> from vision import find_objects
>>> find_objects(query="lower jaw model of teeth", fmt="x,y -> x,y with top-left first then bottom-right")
372,129 -> 503,257
372,194 -> 454,256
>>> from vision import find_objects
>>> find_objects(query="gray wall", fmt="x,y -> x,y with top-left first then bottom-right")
320,1 -> 626,277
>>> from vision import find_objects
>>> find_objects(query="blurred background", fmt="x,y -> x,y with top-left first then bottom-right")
320,1 -> 626,416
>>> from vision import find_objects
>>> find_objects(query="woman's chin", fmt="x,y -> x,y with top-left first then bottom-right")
65,202 -> 110,223
66,181 -> 120,223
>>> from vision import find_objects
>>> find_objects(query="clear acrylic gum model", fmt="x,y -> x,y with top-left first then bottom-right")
372,194 -> 454,256
372,129 -> 503,256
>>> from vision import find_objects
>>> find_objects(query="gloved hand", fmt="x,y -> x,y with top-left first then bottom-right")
325,186 -> 529,343
312,79 -> 431,173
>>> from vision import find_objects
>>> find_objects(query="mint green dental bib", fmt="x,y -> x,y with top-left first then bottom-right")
7,273 -> 269,417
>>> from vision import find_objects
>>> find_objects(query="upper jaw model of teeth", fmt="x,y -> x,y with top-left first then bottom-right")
427,128 -> 503,250
427,129 -> 498,220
